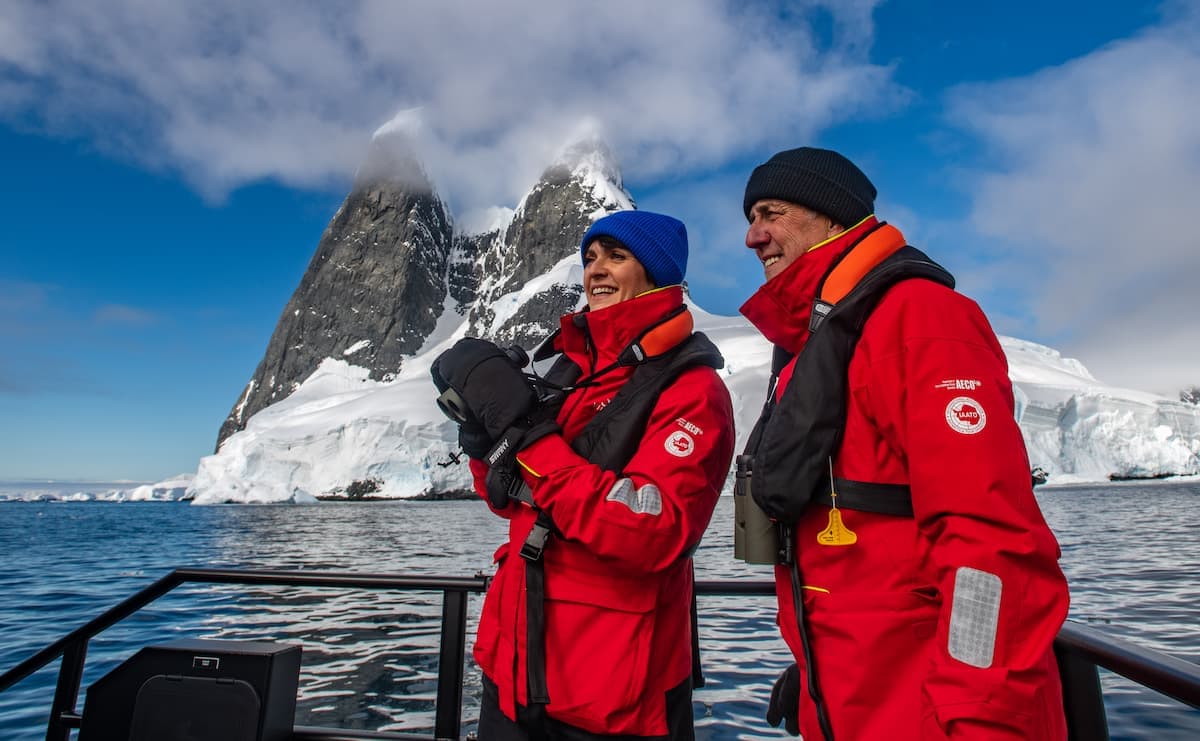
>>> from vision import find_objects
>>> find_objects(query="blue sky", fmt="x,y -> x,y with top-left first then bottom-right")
2,1 -> 1197,481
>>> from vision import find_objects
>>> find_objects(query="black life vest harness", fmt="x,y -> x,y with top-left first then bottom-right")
512,307 -> 724,737
744,232 -> 955,526
741,225 -> 954,741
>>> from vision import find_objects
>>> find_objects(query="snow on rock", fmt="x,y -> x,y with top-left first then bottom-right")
485,254 -> 584,336
342,339 -> 371,356
190,356 -> 472,504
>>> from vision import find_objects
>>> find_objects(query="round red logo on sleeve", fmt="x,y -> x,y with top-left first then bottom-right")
946,397 -> 987,434
664,430 -> 695,457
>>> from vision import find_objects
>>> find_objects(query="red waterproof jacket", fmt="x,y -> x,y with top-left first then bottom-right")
471,286 -> 735,735
740,218 -> 1070,740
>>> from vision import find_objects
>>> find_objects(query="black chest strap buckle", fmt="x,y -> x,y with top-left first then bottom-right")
520,513 -> 554,562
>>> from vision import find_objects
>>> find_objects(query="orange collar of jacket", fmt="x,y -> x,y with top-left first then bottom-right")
818,223 -> 907,305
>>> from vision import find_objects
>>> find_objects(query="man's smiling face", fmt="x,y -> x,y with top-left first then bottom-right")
745,199 -> 843,282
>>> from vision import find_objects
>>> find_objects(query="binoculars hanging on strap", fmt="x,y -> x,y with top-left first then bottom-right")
733,455 -> 786,565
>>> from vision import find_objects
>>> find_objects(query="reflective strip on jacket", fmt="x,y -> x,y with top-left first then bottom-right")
471,285 -> 736,736
740,218 -> 1070,740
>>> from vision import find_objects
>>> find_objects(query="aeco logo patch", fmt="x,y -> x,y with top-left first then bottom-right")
945,397 -> 987,435
935,379 -> 982,391
665,430 -> 695,457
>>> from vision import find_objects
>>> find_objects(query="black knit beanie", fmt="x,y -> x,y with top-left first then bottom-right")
743,147 -> 877,227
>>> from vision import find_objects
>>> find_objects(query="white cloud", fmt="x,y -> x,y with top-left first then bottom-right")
946,8 -> 1200,394
0,0 -> 896,210
93,304 -> 158,327
636,172 -> 755,292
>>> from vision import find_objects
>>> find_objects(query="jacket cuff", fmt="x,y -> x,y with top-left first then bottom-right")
515,432 -> 579,480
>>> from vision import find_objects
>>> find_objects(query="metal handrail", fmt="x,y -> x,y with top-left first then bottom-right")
1,568 -> 489,741
1055,621 -> 1200,708
1,569 -> 1198,741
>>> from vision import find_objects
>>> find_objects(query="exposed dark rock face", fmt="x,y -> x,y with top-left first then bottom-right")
216,174 -> 453,450
217,136 -> 630,451
495,284 -> 584,350
448,231 -> 492,310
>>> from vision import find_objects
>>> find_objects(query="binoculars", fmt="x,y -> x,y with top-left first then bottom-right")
435,344 -> 531,425
733,454 -> 782,565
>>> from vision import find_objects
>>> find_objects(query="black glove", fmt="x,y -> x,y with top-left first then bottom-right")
766,663 -> 801,736
484,458 -> 520,510
431,338 -> 538,439
458,420 -> 494,460
480,420 -> 561,509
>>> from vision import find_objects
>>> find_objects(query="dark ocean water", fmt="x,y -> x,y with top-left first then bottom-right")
1,482 -> 1198,739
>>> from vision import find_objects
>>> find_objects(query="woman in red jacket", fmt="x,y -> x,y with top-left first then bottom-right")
431,210 -> 735,739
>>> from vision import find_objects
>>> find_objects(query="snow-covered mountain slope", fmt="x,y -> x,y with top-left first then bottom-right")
183,312 -> 1200,503
6,123 -> 1196,503
156,121 -> 1184,503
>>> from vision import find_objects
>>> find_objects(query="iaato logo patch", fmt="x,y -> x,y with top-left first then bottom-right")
665,430 -> 695,457
945,396 -> 987,434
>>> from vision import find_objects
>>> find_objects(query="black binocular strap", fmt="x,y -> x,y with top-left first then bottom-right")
690,567 -> 705,689
524,554 -> 550,740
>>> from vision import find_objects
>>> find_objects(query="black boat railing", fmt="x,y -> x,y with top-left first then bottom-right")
1,567 -> 1198,741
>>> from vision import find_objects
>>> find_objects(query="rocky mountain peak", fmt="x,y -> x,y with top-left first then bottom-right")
550,135 -> 624,190
465,138 -> 634,347
217,134 -> 633,450
215,149 -> 454,450
358,111 -> 434,192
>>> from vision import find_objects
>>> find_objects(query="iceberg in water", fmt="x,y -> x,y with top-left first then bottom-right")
1004,338 -> 1200,484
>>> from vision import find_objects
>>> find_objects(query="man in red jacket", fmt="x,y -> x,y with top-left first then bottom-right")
738,147 -> 1070,739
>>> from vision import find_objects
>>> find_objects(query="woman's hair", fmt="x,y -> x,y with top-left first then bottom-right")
596,235 -> 629,252
590,236 -> 653,286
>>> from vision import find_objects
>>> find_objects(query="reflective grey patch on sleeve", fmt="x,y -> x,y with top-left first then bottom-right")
605,479 -> 662,515
606,478 -> 638,511
636,484 -> 663,516
948,566 -> 1002,668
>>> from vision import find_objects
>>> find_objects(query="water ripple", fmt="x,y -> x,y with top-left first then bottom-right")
0,487 -> 1197,738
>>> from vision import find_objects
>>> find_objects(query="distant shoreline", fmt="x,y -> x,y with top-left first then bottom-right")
316,489 -> 478,502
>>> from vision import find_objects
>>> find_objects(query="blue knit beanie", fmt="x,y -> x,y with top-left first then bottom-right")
578,210 -> 688,287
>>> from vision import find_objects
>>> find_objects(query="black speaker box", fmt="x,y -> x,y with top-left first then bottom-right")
79,638 -> 301,741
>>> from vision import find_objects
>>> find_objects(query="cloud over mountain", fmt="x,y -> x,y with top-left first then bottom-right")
0,0 -> 896,217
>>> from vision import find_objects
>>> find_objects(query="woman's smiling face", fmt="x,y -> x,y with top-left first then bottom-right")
583,237 -> 656,311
